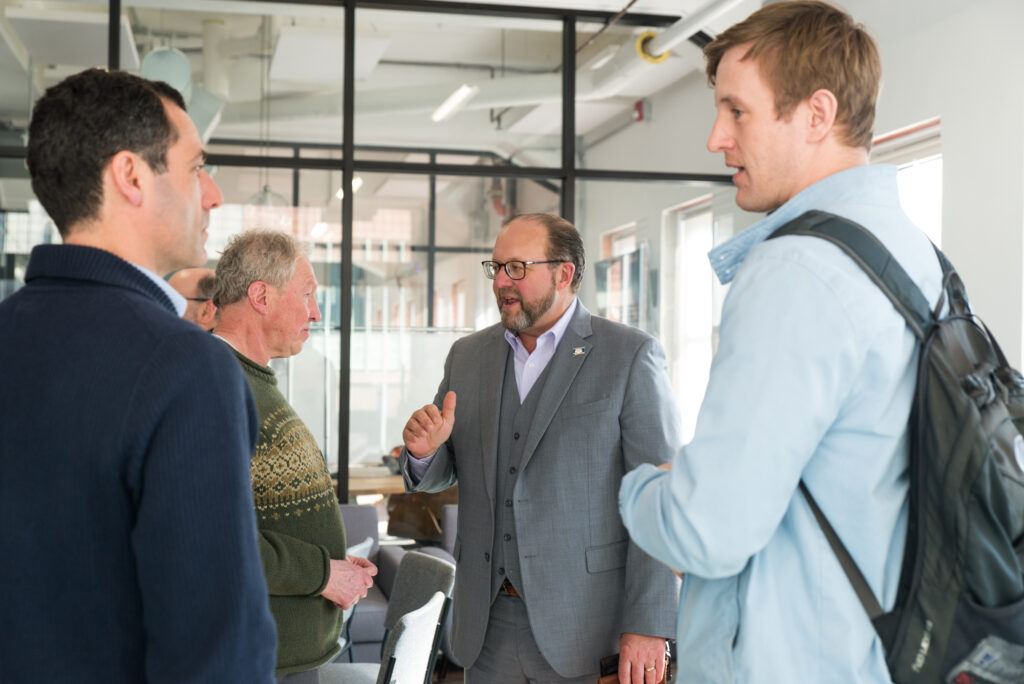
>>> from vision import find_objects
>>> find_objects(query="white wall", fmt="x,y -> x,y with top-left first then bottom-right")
582,0 -> 1024,364
865,0 -> 1024,365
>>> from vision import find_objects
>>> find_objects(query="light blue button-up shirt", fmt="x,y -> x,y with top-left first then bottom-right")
619,165 -> 943,683
131,263 -> 186,316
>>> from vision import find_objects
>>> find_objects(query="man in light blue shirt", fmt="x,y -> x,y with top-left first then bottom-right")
619,2 -> 943,682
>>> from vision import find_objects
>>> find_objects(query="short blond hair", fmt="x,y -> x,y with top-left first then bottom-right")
704,1 -> 881,150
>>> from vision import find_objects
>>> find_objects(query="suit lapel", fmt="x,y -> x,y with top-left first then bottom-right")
519,302 -> 594,473
478,327 -> 508,506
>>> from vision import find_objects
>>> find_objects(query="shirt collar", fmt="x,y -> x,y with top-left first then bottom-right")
130,263 -> 187,316
504,296 -> 579,354
707,164 -> 900,285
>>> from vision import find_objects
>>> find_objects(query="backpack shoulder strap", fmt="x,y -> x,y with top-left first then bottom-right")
769,210 -> 935,340
770,210 -> 936,624
799,481 -> 885,619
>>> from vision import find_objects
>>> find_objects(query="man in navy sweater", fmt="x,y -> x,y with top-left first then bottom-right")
0,69 -> 277,682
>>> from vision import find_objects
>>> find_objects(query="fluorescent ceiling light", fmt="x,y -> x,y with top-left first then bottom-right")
336,176 -> 364,200
431,84 -> 480,123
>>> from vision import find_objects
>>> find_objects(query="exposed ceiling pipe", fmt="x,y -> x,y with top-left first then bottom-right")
220,0 -> 742,127
582,0 -> 742,99
645,0 -> 744,58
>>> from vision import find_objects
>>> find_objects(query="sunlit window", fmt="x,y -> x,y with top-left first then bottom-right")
872,117 -> 942,246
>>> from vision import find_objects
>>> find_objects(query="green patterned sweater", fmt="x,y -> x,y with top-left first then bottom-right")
231,348 -> 347,675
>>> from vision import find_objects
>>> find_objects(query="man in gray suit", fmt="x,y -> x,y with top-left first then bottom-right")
401,213 -> 680,683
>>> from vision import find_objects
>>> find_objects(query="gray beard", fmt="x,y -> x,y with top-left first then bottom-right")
497,286 -> 556,332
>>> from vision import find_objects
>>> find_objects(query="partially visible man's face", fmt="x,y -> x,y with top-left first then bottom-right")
168,267 -> 216,331
706,44 -> 808,212
266,255 -> 321,359
150,101 -> 224,274
491,219 -> 561,335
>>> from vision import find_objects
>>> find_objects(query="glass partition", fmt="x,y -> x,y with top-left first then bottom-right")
575,178 -> 741,441
0,0 -> 741,498
348,170 -> 560,469
355,7 -> 563,168
125,1 -> 345,146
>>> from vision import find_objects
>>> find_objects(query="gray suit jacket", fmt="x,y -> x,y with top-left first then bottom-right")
401,302 -> 680,676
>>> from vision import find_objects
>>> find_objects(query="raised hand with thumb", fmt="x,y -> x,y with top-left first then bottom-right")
402,390 -> 456,459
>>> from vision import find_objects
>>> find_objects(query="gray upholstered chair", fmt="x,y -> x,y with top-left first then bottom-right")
321,591 -> 446,684
338,503 -> 393,663
337,535 -> 375,661
439,504 -> 457,557
434,505 -> 460,670
382,551 -> 455,683
339,504 -> 458,672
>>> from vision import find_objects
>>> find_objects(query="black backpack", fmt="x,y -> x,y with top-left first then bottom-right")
770,210 -> 1024,683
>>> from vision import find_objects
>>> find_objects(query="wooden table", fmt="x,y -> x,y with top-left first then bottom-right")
345,474 -> 407,496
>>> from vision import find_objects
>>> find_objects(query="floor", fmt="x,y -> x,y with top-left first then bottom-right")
437,667 -> 464,682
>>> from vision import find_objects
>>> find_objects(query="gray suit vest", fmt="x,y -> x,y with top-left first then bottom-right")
490,347 -> 554,601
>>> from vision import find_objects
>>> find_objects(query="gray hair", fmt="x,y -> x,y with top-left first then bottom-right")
214,230 -> 308,307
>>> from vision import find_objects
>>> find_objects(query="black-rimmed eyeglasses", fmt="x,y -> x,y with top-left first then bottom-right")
481,260 -> 564,280
185,297 -> 211,303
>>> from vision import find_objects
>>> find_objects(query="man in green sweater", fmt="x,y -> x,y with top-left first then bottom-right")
214,230 -> 377,683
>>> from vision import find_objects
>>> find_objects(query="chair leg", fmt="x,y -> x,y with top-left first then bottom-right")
341,618 -> 355,663
435,653 -> 451,682
381,655 -> 397,683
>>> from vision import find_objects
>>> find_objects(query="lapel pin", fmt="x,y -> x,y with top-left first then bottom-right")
572,346 -> 586,357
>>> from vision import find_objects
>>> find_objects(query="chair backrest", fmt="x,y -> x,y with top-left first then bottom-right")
338,504 -> 380,559
339,536 -> 376,628
382,550 -> 456,631
346,535 -> 375,560
377,591 -> 445,684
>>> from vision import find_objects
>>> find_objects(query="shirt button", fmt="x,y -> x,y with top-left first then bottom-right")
484,552 -> 490,562
499,567 -> 506,575
513,432 -> 520,440
509,466 -> 517,474
504,533 -> 512,541
505,499 -> 512,507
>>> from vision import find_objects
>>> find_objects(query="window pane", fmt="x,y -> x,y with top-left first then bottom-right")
0,0 -> 109,247
128,2 -> 344,146
576,179 -> 746,439
346,170 -> 559,470
574,16 -> 714,173
896,155 -> 942,247
355,8 -> 563,167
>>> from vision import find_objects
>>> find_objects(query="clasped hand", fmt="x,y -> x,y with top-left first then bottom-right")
322,556 -> 377,610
